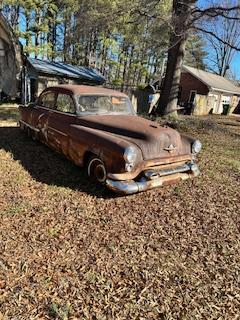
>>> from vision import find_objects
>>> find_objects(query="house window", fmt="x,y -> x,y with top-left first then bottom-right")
188,90 -> 197,103
56,94 -> 75,114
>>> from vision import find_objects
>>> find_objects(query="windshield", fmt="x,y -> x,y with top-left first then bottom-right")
77,95 -> 134,115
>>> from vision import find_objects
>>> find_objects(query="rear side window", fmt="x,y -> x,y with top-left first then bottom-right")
39,92 -> 55,109
56,94 -> 75,114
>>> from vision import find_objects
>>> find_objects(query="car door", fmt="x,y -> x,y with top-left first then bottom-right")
47,92 -> 77,156
32,91 -> 56,143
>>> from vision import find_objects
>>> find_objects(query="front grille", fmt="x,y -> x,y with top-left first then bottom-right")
144,163 -> 191,180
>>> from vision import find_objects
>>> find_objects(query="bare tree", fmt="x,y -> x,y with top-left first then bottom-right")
204,8 -> 240,76
155,0 -> 240,116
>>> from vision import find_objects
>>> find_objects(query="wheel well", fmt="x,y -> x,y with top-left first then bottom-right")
83,151 -> 98,167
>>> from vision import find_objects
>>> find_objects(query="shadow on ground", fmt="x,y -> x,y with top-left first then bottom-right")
0,126 -> 116,198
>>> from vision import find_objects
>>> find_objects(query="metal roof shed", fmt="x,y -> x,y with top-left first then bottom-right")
23,58 -> 106,103
27,58 -> 105,85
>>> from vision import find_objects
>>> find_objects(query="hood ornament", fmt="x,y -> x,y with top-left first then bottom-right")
164,144 -> 177,152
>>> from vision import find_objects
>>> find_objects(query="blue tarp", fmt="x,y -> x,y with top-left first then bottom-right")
28,58 -> 105,84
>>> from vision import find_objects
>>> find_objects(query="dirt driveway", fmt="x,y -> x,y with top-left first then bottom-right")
0,105 -> 240,319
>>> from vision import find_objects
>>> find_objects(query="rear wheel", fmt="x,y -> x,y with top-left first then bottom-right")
19,123 -> 38,141
19,121 -> 25,132
87,156 -> 107,184
31,129 -> 38,141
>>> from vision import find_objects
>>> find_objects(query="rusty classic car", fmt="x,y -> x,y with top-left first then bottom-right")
19,85 -> 201,194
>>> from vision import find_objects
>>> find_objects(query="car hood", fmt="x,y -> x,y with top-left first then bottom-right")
76,115 -> 191,160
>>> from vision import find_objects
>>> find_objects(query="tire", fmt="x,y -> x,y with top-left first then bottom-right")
26,127 -> 38,141
20,123 -> 38,141
87,156 -> 107,184
31,130 -> 38,141
27,127 -> 32,137
19,122 -> 25,132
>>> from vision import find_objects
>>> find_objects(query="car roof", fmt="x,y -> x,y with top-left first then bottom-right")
42,85 -> 128,97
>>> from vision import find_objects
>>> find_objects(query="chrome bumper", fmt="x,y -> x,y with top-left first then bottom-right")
106,162 -> 200,195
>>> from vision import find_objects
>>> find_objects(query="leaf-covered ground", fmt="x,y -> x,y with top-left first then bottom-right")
0,105 -> 240,319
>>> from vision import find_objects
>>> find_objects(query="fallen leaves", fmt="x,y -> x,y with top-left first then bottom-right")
0,110 -> 240,319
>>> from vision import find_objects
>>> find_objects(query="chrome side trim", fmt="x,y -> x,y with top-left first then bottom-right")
19,120 -> 40,132
35,106 -> 77,117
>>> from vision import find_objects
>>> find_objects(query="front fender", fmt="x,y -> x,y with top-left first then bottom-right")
68,125 -> 142,173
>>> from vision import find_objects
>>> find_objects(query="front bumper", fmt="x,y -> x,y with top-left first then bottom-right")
106,162 -> 200,195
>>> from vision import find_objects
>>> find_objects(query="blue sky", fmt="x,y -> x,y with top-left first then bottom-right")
198,0 -> 240,79
232,57 -> 240,80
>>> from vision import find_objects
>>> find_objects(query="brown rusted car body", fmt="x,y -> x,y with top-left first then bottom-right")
19,85 -> 201,194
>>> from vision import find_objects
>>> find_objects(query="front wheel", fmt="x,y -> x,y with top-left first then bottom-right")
87,156 -> 107,184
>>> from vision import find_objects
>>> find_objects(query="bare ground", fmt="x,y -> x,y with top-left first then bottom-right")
0,105 -> 240,319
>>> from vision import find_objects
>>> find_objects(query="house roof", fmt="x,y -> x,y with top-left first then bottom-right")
28,58 -> 105,84
183,65 -> 240,95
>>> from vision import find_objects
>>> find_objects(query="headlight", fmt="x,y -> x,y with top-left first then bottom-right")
192,140 -> 202,154
124,146 -> 137,163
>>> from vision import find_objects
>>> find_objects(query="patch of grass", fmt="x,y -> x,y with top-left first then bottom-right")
48,227 -> 60,237
225,159 -> 240,173
48,301 -> 71,320
0,104 -> 19,123
0,205 -> 25,216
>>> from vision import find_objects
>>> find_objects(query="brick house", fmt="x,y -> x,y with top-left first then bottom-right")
179,66 -> 240,115
134,65 -> 240,115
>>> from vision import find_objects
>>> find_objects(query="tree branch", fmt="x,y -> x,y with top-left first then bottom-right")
194,26 -> 240,51
192,5 -> 240,22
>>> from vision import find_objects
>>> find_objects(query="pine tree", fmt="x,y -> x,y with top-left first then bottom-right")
184,32 -> 207,69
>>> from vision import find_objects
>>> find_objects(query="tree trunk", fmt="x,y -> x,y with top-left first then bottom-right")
156,0 -> 196,116
25,13 -> 30,56
63,16 -> 68,62
156,34 -> 187,115
51,22 -> 57,61
121,46 -> 128,92
35,10 -> 41,59
115,40 -> 125,83
11,5 -> 20,31
126,45 -> 134,90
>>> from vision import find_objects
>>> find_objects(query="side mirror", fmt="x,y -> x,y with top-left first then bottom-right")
28,102 -> 36,108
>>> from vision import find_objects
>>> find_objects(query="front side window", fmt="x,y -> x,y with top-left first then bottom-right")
39,92 -> 55,109
56,94 -> 75,114
77,95 -> 134,115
